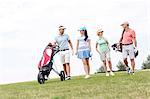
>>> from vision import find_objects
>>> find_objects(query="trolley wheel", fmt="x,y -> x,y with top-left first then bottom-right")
37,72 -> 45,84
60,71 -> 65,81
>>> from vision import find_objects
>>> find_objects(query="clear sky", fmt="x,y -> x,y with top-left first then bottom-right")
0,0 -> 150,84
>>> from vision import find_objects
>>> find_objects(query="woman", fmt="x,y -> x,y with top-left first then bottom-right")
96,29 -> 114,76
76,26 -> 92,79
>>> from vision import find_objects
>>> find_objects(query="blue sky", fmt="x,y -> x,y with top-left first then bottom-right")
0,0 -> 150,84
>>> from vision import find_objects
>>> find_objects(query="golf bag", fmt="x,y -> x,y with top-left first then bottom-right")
111,43 -> 138,58
37,43 -> 65,84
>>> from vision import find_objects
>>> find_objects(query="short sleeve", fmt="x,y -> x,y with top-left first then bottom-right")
66,34 -> 70,41
96,40 -> 98,44
77,36 -> 80,41
54,37 -> 57,43
88,37 -> 91,40
131,30 -> 136,38
103,37 -> 109,43
86,36 -> 90,42
96,37 -> 99,43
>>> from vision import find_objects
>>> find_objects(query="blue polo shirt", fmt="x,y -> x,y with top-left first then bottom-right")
55,34 -> 70,50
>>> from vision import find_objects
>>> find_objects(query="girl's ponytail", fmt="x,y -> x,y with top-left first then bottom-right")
84,30 -> 88,41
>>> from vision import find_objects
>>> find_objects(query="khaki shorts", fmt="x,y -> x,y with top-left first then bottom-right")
59,50 -> 70,64
100,50 -> 111,61
122,44 -> 135,59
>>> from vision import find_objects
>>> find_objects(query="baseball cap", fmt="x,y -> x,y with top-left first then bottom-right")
59,26 -> 66,30
78,26 -> 87,31
97,29 -> 104,33
121,21 -> 129,26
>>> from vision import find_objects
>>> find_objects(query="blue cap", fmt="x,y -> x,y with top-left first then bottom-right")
78,26 -> 87,31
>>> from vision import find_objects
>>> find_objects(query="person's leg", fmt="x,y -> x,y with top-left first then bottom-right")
65,63 -> 70,77
64,50 -> 71,79
102,60 -> 107,72
82,59 -> 91,79
63,64 -> 67,75
107,60 -> 115,76
100,53 -> 107,72
124,58 -> 131,73
60,52 -> 67,75
108,61 -> 112,70
131,59 -> 135,73
100,52 -> 109,76
86,58 -> 90,75
82,59 -> 89,75
123,45 -> 128,67
122,45 -> 131,73
128,44 -> 136,74
102,60 -> 109,76
106,51 -> 113,71
124,58 -> 128,67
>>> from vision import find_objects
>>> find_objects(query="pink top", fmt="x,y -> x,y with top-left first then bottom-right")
38,47 -> 53,69
122,29 -> 136,44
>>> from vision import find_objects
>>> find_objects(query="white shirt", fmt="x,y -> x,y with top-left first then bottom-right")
77,36 -> 90,52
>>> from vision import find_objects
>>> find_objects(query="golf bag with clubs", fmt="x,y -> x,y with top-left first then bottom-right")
37,43 -> 65,84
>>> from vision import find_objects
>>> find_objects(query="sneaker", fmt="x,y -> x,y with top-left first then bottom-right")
126,67 -> 131,74
110,71 -> 115,76
131,71 -> 135,75
66,76 -> 71,80
85,75 -> 90,79
106,73 -> 110,76
132,72 -> 135,75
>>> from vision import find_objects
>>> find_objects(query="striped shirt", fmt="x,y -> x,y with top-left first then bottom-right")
77,36 -> 90,52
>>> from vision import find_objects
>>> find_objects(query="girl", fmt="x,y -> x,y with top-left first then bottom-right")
96,29 -> 114,76
76,26 -> 92,79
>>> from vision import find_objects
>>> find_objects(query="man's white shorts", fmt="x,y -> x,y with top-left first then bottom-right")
59,50 -> 70,65
100,51 -> 111,61
122,44 -> 135,60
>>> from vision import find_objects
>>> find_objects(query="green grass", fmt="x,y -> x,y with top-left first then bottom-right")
0,71 -> 150,99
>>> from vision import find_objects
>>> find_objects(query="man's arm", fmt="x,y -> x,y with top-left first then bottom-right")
132,30 -> 137,47
133,38 -> 137,47
68,40 -> 73,50
68,40 -> 74,55
53,37 -> 57,46
75,40 -> 79,55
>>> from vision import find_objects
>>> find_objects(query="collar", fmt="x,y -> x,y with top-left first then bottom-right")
58,33 -> 65,36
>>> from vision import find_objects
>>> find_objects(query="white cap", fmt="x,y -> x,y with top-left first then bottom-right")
121,21 -> 129,26
97,29 -> 103,33
59,26 -> 66,29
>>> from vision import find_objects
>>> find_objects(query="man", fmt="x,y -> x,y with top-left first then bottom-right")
54,26 -> 74,80
119,22 -> 137,74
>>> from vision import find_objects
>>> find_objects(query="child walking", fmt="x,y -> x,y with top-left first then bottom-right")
96,29 -> 114,76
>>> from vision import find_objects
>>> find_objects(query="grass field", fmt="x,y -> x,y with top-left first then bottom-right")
0,70 -> 150,99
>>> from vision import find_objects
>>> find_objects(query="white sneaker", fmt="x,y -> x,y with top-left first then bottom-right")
85,75 -> 90,79
106,73 -> 110,76
65,76 -> 71,80
126,67 -> 131,74
131,71 -> 135,75
110,71 -> 115,76
132,72 -> 135,75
